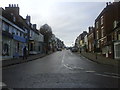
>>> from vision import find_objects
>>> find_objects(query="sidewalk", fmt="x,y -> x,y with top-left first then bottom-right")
79,52 -> 120,67
1,51 -> 53,68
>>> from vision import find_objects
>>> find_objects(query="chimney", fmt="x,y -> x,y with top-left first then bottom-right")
88,27 -> 91,33
109,2 -> 111,5
5,4 -> 19,16
33,24 -> 37,29
26,15 -> 31,24
14,4 -> 16,7
9,4 -> 11,7
106,2 -> 108,6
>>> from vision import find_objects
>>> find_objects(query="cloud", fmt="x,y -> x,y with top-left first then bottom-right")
45,2 -> 105,46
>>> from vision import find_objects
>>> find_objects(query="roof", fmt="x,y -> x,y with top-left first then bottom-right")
2,7 -> 41,34
95,2 -> 120,22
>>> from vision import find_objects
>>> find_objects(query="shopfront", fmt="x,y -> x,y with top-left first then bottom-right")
2,31 -> 13,60
13,35 -> 27,57
114,41 -> 120,59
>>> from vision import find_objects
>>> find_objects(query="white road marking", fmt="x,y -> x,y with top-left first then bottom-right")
61,51 -> 85,70
95,73 -> 120,79
85,71 -> 96,73
62,51 -> 72,70
63,64 -> 73,70
62,51 -> 85,70
62,52 -> 65,64
73,66 -> 84,70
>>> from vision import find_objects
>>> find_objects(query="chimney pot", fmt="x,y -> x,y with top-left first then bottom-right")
106,2 -> 108,6
109,2 -> 111,5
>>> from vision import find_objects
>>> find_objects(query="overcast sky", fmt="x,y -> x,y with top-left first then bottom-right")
0,0 -> 113,46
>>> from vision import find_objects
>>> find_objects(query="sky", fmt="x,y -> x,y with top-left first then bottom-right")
0,0 -> 114,46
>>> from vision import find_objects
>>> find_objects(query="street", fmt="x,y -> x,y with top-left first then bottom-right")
2,50 -> 120,88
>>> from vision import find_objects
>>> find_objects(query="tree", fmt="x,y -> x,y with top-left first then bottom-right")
40,24 -> 53,53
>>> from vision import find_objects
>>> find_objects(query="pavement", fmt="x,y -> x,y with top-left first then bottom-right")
2,50 -> 120,88
79,52 -> 120,68
0,51 -> 53,68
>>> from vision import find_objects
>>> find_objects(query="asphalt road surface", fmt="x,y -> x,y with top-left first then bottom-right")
2,50 -> 120,88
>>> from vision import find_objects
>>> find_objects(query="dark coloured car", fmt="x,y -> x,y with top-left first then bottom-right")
57,48 -> 62,51
71,47 -> 78,52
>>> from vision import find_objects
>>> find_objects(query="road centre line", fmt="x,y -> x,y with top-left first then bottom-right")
62,52 -> 73,70
62,52 -> 65,64
62,51 -> 84,70
85,71 -> 96,73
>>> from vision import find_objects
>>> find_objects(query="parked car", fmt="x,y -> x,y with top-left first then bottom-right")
57,48 -> 62,51
71,47 -> 78,52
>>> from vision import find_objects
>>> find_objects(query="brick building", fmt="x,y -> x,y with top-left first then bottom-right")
87,26 -> 95,52
75,31 -> 88,52
95,2 -> 120,58
113,21 -> 120,59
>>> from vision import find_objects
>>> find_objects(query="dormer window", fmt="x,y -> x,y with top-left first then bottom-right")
13,16 -> 16,22
10,13 -> 13,16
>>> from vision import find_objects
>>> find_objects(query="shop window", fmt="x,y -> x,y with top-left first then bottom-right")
20,32 -> 22,37
21,33 -> 24,37
3,22 -> 9,31
115,43 -> 120,59
17,42 -> 19,52
118,31 -> 120,40
13,28 -> 16,35
30,43 -> 33,51
16,31 -> 18,35
118,34 -> 120,40
9,26 -> 13,34
18,31 -> 20,36
2,43 -> 9,56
